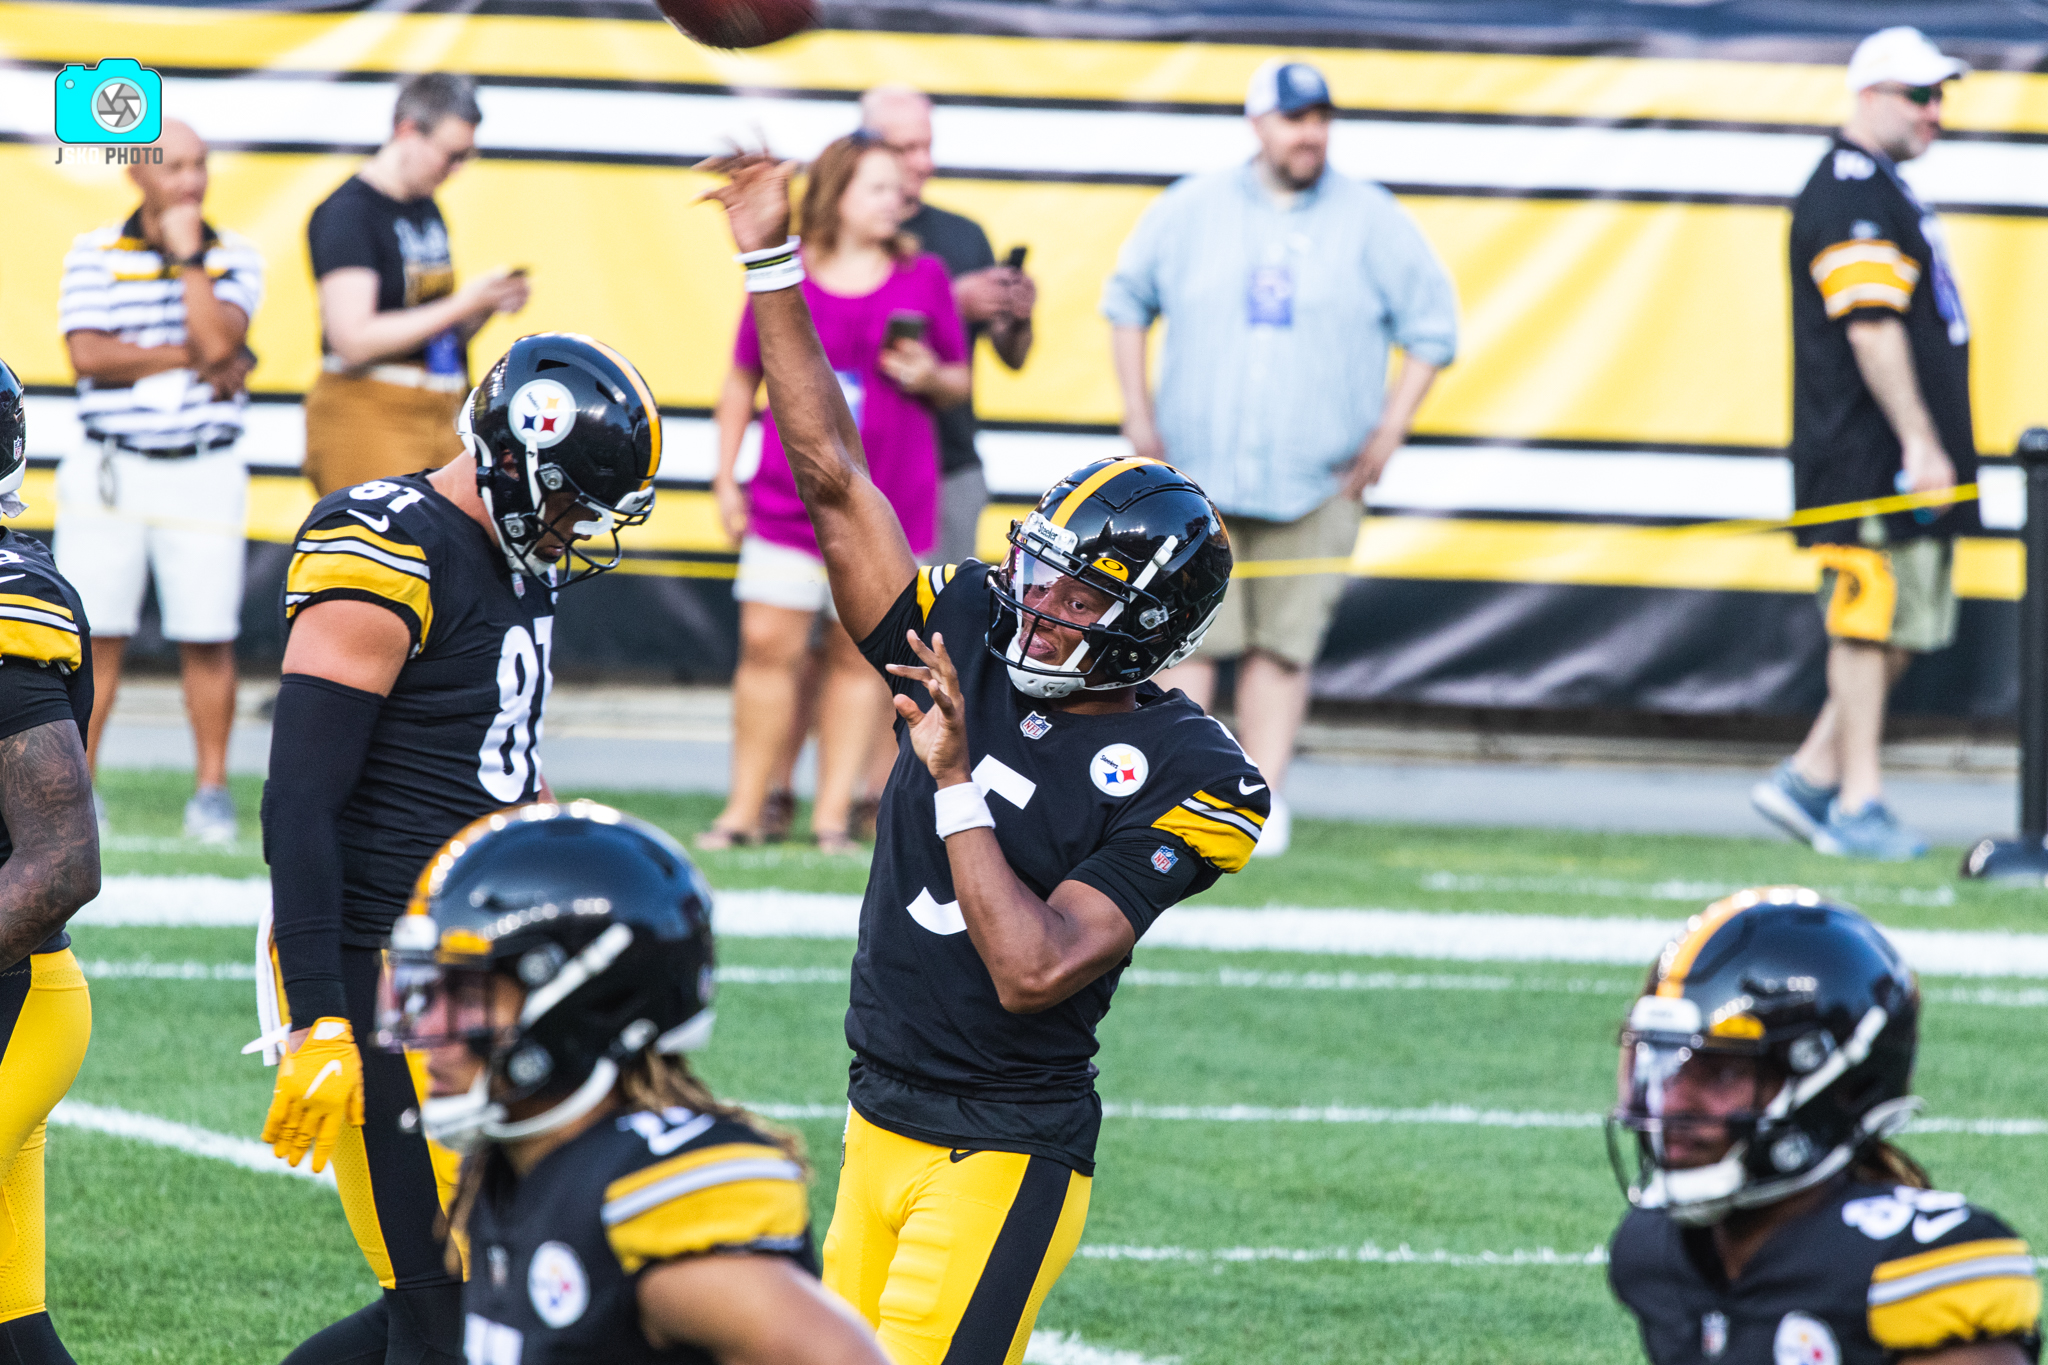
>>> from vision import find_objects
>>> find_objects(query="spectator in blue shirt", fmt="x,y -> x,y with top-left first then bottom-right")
1103,58 -> 1459,857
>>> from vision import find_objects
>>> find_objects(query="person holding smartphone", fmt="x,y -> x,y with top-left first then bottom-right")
707,132 -> 969,853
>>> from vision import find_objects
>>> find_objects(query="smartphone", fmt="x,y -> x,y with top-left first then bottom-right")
883,311 -> 929,346
1005,245 -> 1028,272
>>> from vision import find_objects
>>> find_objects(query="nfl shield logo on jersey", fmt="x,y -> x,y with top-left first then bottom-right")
1020,711 -> 1052,740
1150,845 -> 1178,875
1091,744 -> 1149,797
1700,1311 -> 1727,1359
1773,1312 -> 1838,1365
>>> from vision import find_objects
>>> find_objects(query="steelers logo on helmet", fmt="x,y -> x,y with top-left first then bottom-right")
509,378 -> 578,450
1090,743 -> 1148,798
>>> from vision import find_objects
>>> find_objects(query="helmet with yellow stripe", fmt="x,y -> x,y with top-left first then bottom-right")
989,456 -> 1231,700
1608,888 -> 1920,1226
460,333 -> 659,584
376,801 -> 716,1153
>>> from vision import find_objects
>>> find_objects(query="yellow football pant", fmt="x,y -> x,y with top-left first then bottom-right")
0,951 -> 91,1323
824,1109 -> 1091,1365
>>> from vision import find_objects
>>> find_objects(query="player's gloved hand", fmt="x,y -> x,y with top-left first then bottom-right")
262,1017 -> 365,1172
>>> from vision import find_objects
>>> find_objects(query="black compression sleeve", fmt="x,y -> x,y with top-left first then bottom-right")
262,673 -> 382,1023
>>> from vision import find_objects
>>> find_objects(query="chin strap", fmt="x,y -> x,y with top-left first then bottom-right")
482,1058 -> 619,1142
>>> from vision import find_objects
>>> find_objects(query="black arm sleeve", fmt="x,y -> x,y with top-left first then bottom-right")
857,572 -> 935,696
261,673 -> 382,1023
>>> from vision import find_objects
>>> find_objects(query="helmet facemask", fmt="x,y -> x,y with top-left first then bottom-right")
1606,992 -> 1916,1225
988,511 -> 1196,700
378,917 -> 693,1154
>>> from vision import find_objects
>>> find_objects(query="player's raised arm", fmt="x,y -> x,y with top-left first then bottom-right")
697,152 -> 917,644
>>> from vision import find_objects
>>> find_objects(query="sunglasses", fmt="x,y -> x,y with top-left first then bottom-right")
1886,84 -> 1944,106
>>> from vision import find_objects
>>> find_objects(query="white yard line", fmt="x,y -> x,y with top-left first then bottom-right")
71,879 -> 2048,979
1022,1332 -> 1178,1365
49,1100 -> 334,1186
1080,1243 -> 1609,1268
1417,873 -> 1960,908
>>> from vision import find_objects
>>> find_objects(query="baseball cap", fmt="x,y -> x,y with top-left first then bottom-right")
1846,27 -> 1968,93
1245,59 -> 1334,118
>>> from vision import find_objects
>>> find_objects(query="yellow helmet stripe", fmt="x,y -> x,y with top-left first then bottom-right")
1051,457 -> 1162,529
1655,894 -> 1753,998
583,336 -> 662,485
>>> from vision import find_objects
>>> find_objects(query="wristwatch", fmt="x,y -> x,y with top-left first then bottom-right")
171,250 -> 208,271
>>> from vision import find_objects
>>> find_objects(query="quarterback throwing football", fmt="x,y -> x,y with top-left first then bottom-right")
703,156 -> 1268,1364
259,333 -> 659,1365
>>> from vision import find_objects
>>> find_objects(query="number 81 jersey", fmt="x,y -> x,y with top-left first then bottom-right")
282,473 -> 558,941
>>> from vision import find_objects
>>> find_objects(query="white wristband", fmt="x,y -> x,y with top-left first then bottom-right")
934,782 -> 995,839
736,236 -> 804,294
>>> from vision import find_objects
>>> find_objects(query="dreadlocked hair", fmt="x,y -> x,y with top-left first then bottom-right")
1850,1139 -> 1931,1190
439,1051 -> 810,1276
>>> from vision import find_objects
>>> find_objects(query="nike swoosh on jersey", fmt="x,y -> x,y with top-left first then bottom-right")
1239,779 -> 1266,795
303,1059 -> 346,1099
348,510 -> 392,533
1913,1209 -> 1972,1243
0,575 -> 22,586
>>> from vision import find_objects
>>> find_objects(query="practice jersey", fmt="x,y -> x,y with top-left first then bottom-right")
0,531 -> 91,955
281,474 -> 556,943
462,1106 -> 814,1365
1789,136 -> 1977,546
1611,1180 -> 2041,1364
850,562 -> 1268,1173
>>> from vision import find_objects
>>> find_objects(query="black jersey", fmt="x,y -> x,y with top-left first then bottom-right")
1611,1180 -> 2041,1364
0,531 -> 91,955
1789,136 -> 1977,547
463,1106 -> 813,1365
282,474 -> 557,944
851,562 -> 1268,1173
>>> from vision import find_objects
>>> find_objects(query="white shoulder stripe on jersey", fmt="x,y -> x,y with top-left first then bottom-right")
0,603 -> 80,634
1867,1253 -> 2039,1306
293,536 -> 431,579
598,1156 -> 805,1227
1179,798 -> 1261,841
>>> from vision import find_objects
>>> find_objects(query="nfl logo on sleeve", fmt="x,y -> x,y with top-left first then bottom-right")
1150,846 -> 1178,875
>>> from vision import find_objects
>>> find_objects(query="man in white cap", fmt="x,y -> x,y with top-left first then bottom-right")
1751,27 -> 1972,861
1104,58 -> 1458,856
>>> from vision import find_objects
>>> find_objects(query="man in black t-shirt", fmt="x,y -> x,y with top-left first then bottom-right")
862,84 -> 1038,564
303,73 -> 529,495
1750,26 -> 1972,863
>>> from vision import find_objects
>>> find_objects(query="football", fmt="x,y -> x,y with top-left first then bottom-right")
654,0 -> 819,48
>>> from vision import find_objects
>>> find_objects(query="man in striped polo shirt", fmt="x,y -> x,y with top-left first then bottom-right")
58,117 -> 263,845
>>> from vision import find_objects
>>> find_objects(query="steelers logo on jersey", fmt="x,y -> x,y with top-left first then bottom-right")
1091,744 -> 1149,798
1773,1312 -> 1839,1365
510,378 -> 578,450
527,1240 -> 588,1327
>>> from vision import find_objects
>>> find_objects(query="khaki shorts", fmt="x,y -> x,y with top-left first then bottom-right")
1195,495 -> 1364,669
302,372 -> 465,497
1813,533 -> 1956,653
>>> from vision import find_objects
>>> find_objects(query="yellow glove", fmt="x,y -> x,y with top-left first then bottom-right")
261,1016 -> 365,1173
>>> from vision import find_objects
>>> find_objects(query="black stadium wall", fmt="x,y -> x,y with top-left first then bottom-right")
6,0 -> 2044,715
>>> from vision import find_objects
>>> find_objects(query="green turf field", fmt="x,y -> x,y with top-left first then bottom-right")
55,770 -> 2048,1364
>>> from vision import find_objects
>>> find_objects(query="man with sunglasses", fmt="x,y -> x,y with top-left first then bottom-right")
304,73 -> 529,495
1751,27 -> 1974,861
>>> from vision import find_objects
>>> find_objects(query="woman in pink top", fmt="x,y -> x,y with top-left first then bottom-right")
706,134 -> 969,852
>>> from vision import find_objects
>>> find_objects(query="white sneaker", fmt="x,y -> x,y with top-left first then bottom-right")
183,785 -> 237,846
1252,794 -> 1291,859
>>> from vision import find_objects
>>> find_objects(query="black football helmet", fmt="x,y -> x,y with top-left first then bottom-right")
987,457 -> 1231,699
1608,888 -> 1920,1226
377,801 -> 716,1152
459,334 -> 659,584
0,358 -> 27,511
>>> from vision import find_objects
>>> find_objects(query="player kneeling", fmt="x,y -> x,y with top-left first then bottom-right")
378,802 -> 889,1365
1608,889 -> 2039,1364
